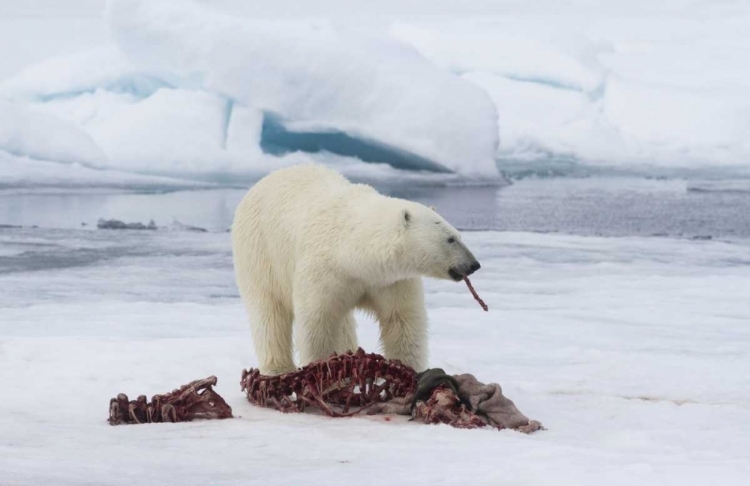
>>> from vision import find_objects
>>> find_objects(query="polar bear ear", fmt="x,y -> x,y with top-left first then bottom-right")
403,209 -> 411,228
430,205 -> 437,212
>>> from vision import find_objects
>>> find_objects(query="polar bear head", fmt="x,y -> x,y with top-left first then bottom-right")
397,202 -> 481,282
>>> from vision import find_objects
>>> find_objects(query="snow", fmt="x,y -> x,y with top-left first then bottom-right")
1,227 -> 749,484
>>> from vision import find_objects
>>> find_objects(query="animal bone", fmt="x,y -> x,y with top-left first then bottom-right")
108,376 -> 233,425
241,349 -> 542,432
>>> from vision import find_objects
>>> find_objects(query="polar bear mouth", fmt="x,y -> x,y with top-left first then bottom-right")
449,261 -> 481,282
449,268 -> 464,281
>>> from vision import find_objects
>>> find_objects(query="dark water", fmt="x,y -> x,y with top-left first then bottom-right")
386,178 -> 750,238
1,177 -> 749,239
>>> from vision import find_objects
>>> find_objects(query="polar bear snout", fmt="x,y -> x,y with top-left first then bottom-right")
444,237 -> 481,281
448,260 -> 481,281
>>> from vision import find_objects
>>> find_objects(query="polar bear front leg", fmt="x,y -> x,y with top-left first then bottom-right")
367,278 -> 428,372
335,311 -> 359,354
293,272 -> 360,366
245,296 -> 295,376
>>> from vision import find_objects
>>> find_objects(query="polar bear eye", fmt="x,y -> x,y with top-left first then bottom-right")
447,237 -> 456,244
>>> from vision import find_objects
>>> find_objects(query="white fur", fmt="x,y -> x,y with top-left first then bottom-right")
231,164 -> 478,375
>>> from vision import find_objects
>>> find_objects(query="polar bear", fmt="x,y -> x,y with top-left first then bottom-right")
231,164 -> 481,375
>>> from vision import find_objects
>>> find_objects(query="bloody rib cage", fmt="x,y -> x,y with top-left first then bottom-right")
241,348 -> 417,416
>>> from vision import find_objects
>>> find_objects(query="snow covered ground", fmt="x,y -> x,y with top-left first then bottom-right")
1,224 -> 749,485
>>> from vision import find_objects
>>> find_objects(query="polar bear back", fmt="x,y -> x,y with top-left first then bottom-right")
231,164 -> 378,301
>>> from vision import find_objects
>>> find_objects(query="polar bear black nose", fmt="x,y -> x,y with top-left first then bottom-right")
468,261 -> 481,275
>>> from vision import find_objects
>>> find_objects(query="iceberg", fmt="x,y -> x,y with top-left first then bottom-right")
390,22 -> 604,93
0,150 -> 213,190
1,0 -> 501,184
103,0 -> 500,179
391,13 -> 750,178
83,88 -> 235,174
3,0 -> 749,186
0,46 -> 164,102
0,99 -> 106,168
